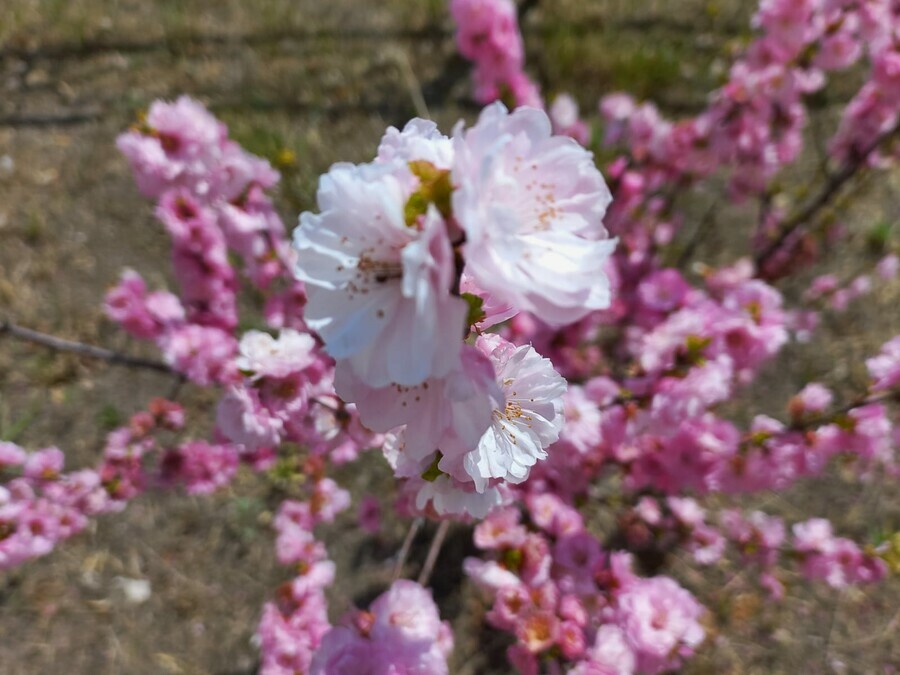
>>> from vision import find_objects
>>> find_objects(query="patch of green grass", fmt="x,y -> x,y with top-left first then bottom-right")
0,405 -> 38,443
22,211 -> 46,246
610,44 -> 682,98
97,403 -> 124,431
867,220 -> 894,254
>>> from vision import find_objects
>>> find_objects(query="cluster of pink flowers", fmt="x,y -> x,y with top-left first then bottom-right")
599,0 -> 898,200
622,497 -> 887,600
108,96 -> 305,386
256,476 -> 349,675
450,0 -> 542,107
584,0 -> 900,281
0,399 -> 209,569
311,580 -> 454,674
294,103 -> 615,518
830,39 -> 900,164
216,328 -> 380,468
465,500 -> 705,674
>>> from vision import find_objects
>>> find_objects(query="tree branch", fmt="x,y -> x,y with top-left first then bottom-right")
754,121 -> 900,270
0,319 -> 173,374
418,520 -> 450,586
392,517 -> 423,581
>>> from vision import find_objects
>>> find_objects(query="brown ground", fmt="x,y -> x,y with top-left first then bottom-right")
1,1 -> 899,673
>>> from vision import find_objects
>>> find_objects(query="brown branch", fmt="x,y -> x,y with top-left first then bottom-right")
392,517 -> 423,581
0,320 -> 173,374
754,121 -> 900,269
788,387 -> 900,432
418,520 -> 450,586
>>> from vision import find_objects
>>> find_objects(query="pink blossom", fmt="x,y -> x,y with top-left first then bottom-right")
614,576 -> 705,674
294,161 -> 467,387
550,94 -> 590,145
789,382 -> 833,417
160,324 -> 238,385
450,334 -> 567,491
570,625 -> 636,675
216,385 -> 284,451
310,580 -> 452,674
0,442 -> 26,469
453,103 -> 616,325
877,253 -> 900,279
866,336 -> 900,391
236,329 -> 318,380
104,269 -> 185,339
356,496 -> 381,534
166,441 -> 238,495
23,448 -> 64,481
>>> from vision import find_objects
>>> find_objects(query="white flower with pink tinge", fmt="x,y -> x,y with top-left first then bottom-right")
235,329 -> 318,380
452,103 -> 617,325
341,333 -> 566,495
334,344 -> 501,465
446,333 -> 567,492
294,158 -> 467,388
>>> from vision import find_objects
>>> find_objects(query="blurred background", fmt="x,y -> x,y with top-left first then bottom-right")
1,1 -> 899,673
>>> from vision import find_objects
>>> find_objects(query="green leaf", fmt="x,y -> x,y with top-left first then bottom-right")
404,161 -> 454,226
461,292 -> 486,327
421,453 -> 443,482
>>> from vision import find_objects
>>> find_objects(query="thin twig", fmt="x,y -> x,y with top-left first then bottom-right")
674,200 -> 719,269
393,48 -> 430,120
0,112 -> 103,128
0,319 -> 172,374
754,121 -> 900,269
392,518 -> 423,581
788,387 -> 900,432
418,520 -> 450,586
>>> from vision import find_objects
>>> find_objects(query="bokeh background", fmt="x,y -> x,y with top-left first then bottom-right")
1,1 -> 899,673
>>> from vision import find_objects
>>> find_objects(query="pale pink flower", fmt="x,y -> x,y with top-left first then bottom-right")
376,118 -> 454,168
216,386 -> 284,450
236,329 -> 318,379
294,159 -> 466,386
550,94 -> 590,145
310,580 -> 452,674
615,577 -> 705,674
789,382 -> 833,416
463,557 -> 522,591
412,474 -> 507,520
867,336 -> 900,392
570,625 -> 636,675
448,334 -> 567,492
334,344 -> 500,465
452,103 -> 616,325
168,442 -> 238,495
160,324 -> 238,385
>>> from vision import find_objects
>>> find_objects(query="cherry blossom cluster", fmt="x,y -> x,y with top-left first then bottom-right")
0,399 -> 236,569
293,102 -> 615,518
108,96 -> 306,386
311,580 -> 454,674
215,328 -> 380,470
465,501 -> 705,674
622,497 -> 888,600
450,0 -> 542,107
803,252 -> 899,313
599,0 -> 898,200
586,0 -> 900,282
256,474 -> 349,675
